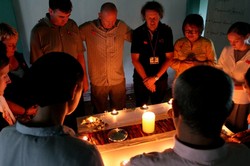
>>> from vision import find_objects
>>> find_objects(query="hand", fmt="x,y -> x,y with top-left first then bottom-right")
2,111 -> 15,125
25,105 -> 38,115
229,129 -> 250,143
143,77 -> 156,92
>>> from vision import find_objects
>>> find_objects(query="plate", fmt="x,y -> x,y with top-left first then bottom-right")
108,128 -> 128,142
80,116 -> 107,131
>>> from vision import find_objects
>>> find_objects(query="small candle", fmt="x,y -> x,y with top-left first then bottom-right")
88,116 -> 95,123
168,98 -> 173,105
141,104 -> 148,110
168,98 -> 173,109
120,160 -> 129,166
142,112 -> 155,133
111,109 -> 118,115
82,135 -> 88,141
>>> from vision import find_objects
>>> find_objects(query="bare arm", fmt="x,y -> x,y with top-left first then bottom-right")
156,52 -> 173,78
144,52 -> 173,92
131,53 -> 147,80
77,52 -> 89,93
6,100 -> 37,116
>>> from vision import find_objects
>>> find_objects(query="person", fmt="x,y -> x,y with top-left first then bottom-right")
171,14 -> 217,78
0,23 -> 36,118
131,1 -> 173,107
245,68 -> 250,130
0,41 -> 16,130
0,52 -> 104,166
229,67 -> 250,146
124,65 -> 250,166
79,2 -> 132,114
30,0 -> 89,131
217,22 -> 250,132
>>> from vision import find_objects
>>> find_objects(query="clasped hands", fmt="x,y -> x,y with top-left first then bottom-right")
143,77 -> 157,92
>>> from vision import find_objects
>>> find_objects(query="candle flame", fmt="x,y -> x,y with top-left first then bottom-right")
82,135 -> 88,141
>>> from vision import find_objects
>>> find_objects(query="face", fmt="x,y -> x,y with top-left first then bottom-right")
2,37 -> 17,57
144,10 -> 161,32
0,64 -> 11,95
99,10 -> 117,29
184,24 -> 200,43
49,9 -> 71,27
67,82 -> 83,115
227,32 -> 248,51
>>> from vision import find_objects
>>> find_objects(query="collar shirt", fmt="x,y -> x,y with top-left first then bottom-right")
0,122 -> 104,166
79,19 -> 132,86
30,13 -> 84,63
131,22 -> 174,79
172,37 -> 217,77
127,137 -> 250,166
217,46 -> 250,104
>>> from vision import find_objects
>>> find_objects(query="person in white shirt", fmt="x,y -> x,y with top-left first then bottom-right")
0,52 -> 104,166
125,65 -> 250,166
217,22 -> 250,132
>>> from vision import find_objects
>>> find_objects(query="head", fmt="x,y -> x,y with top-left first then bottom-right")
98,2 -> 117,29
182,14 -> 204,43
24,52 -> 83,114
172,66 -> 233,139
227,22 -> 250,51
141,1 -> 164,32
0,23 -> 18,57
0,41 -> 11,95
48,0 -> 72,26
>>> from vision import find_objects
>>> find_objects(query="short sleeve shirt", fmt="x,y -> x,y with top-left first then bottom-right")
131,22 -> 173,79
30,13 -> 84,63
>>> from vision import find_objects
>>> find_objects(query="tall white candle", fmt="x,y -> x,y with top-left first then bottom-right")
142,112 -> 155,133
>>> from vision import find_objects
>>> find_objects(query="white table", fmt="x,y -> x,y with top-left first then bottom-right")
77,102 -> 172,133
77,103 -> 175,166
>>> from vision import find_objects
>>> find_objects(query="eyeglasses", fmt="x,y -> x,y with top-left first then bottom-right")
184,30 -> 199,34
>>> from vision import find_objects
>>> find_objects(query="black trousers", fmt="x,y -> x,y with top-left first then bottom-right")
225,103 -> 249,132
133,77 -> 168,107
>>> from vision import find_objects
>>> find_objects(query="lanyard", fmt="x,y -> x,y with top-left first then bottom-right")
148,30 -> 159,57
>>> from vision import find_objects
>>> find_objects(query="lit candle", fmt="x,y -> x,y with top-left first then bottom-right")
141,104 -> 148,110
82,135 -> 88,141
168,98 -> 173,108
142,112 -> 155,133
120,160 -> 129,166
111,109 -> 118,115
88,116 -> 95,123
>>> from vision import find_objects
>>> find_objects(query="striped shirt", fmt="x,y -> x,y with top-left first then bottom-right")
79,19 -> 132,86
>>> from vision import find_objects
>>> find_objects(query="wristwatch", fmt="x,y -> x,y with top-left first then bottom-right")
154,76 -> 159,81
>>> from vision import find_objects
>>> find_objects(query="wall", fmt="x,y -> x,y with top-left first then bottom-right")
11,0 -> 186,91
205,0 -> 250,57
0,0 -> 22,51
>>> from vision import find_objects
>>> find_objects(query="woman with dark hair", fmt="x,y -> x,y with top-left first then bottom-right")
217,22 -> 250,132
171,14 -> 217,78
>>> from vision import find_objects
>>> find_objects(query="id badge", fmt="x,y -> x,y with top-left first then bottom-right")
150,57 -> 159,64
